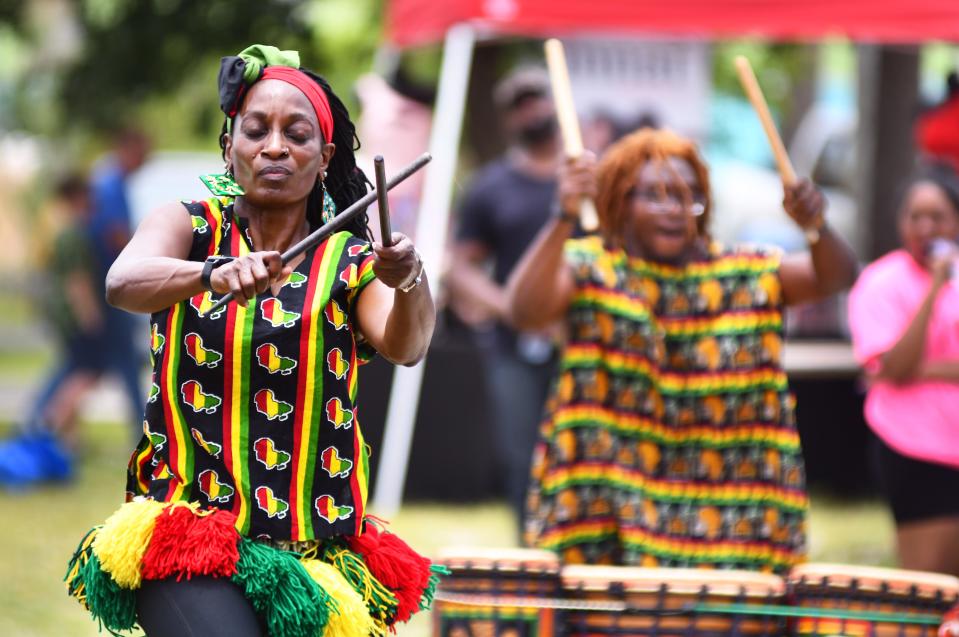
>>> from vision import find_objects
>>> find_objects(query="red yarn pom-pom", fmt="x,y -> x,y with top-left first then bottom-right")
346,522 -> 432,623
142,505 -> 239,581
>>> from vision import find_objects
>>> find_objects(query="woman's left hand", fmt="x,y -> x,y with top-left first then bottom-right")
783,178 -> 826,231
373,233 -> 423,289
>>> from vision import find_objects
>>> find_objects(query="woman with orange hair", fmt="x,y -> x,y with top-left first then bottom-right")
509,128 -> 858,573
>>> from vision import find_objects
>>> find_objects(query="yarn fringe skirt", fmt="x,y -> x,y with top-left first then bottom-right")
65,499 -> 445,637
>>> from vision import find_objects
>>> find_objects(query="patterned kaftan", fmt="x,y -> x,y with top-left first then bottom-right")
525,236 -> 807,573
128,196 -> 376,542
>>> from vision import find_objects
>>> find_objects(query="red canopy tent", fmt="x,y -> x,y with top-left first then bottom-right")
388,0 -> 959,47
372,1 -> 959,514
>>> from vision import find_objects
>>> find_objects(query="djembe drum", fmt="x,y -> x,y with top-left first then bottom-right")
788,563 -> 959,637
433,548 -> 562,637
561,565 -> 787,636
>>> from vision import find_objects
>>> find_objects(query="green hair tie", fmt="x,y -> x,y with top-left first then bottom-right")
237,44 -> 300,82
220,44 -> 302,133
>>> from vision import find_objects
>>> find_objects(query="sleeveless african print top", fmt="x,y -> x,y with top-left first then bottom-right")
525,236 -> 807,574
127,197 -> 377,542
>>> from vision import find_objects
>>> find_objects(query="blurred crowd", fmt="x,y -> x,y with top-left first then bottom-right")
0,130 -> 150,484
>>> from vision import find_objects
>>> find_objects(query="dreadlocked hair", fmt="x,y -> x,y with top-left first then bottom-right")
219,68 -> 372,240
595,128 -> 712,249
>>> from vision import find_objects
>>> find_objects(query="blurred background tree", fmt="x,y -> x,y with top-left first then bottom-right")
1,0 -> 386,149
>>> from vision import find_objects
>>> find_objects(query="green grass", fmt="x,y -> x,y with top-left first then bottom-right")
0,347 -> 53,379
0,421 -> 896,637
0,422 -> 131,637
0,289 -> 38,328
807,492 -> 896,566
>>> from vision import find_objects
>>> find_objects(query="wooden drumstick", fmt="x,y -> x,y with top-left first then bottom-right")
734,55 -> 797,186
201,152 -> 432,317
373,155 -> 393,247
544,38 -> 600,232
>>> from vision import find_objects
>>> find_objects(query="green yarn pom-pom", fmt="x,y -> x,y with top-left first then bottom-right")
81,554 -> 138,634
232,538 -> 335,637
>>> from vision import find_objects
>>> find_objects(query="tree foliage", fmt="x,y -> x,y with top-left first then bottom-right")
65,1 -> 316,130
7,0 -> 385,135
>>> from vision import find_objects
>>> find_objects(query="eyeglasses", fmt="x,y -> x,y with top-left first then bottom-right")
629,187 -> 707,217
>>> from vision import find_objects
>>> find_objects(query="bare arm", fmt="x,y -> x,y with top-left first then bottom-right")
355,233 -> 436,366
875,287 -> 939,383
106,202 -> 289,313
778,179 -> 860,306
919,359 -> 959,383
872,257 -> 951,384
105,202 -> 200,312
506,218 -> 576,330
446,241 -> 509,326
506,155 -> 594,330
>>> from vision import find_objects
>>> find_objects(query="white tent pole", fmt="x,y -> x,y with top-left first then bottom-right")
371,23 -> 476,517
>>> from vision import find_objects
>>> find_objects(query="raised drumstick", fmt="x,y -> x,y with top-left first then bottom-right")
544,38 -> 600,232
373,155 -> 393,247
734,55 -> 797,186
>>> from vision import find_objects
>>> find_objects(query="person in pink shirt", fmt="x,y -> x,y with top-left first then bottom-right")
848,163 -> 959,576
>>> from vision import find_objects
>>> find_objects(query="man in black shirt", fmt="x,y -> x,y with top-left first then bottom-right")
449,67 -> 563,535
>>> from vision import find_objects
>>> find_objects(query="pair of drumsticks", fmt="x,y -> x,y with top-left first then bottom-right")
201,152 -> 421,316
544,39 -> 796,232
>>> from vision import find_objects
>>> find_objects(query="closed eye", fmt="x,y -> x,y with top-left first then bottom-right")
241,126 -> 266,140
286,130 -> 312,144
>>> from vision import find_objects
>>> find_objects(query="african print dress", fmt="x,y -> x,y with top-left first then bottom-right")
524,236 -> 807,574
66,197 -> 442,637
132,196 -> 374,540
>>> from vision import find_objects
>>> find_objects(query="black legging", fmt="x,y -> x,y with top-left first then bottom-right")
136,576 -> 264,637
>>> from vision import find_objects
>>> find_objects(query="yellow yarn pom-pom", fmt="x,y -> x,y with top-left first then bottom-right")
92,498 -> 166,588
300,559 -> 381,637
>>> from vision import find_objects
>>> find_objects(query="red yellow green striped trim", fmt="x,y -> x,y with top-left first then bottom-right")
571,285 -> 782,336
570,286 -> 652,323
620,525 -> 802,569
658,311 -> 782,337
200,197 -> 227,257
291,233 -> 347,541
159,302 -> 192,501
539,518 -> 618,549
223,228 -> 253,533
549,405 -> 800,451
620,253 -> 780,280
350,423 -> 368,536
539,519 -> 800,569
347,254 -> 377,305
562,344 -> 788,395
132,442 -> 152,495
566,237 -> 781,281
540,463 -> 807,511
346,322 -> 366,535
290,249 -> 324,539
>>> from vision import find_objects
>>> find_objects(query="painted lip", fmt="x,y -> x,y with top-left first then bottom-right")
258,165 -> 293,177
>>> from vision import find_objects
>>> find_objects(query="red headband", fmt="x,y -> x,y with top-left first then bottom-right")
261,66 -> 334,144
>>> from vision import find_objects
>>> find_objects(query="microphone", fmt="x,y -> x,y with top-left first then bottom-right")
929,238 -> 959,279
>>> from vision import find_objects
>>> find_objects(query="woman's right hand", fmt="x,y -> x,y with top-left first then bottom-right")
557,153 -> 597,219
930,241 -> 958,289
209,251 -> 293,306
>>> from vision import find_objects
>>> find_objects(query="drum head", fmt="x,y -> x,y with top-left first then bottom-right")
789,563 -> 959,600
436,547 -> 561,575
562,565 -> 786,597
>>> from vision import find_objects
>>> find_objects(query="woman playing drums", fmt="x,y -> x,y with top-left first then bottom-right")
509,128 -> 858,573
